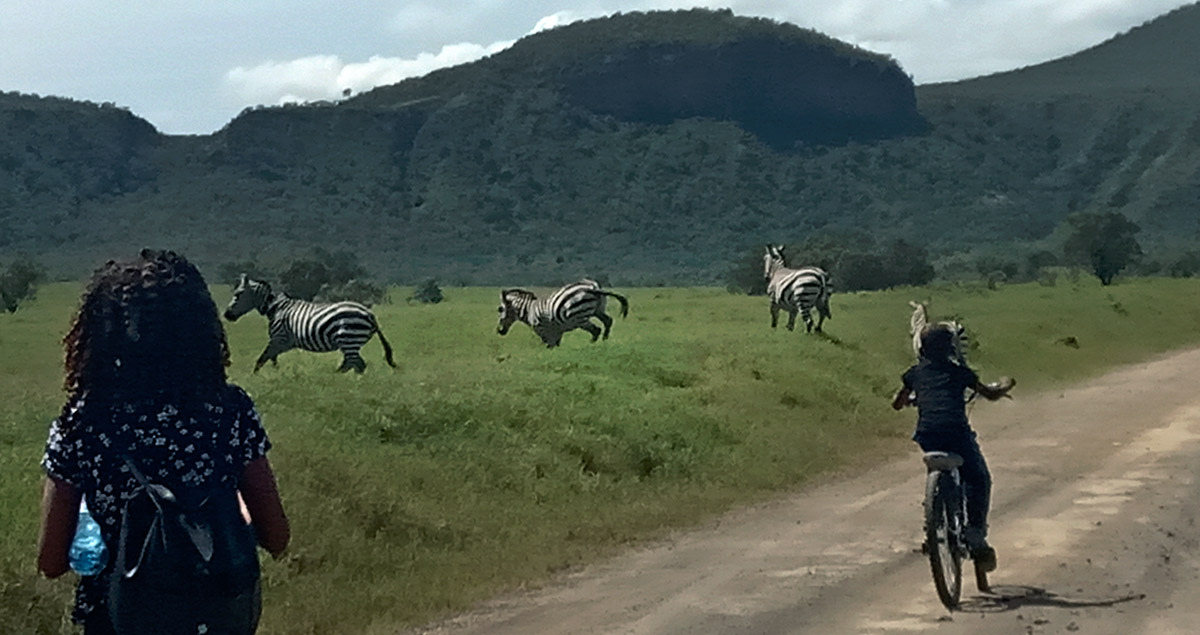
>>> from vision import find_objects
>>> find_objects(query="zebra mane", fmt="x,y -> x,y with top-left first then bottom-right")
501,288 -> 537,301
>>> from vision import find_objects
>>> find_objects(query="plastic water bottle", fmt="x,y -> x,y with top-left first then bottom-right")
68,500 -> 108,576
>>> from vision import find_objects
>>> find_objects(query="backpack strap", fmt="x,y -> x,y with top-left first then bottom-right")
121,455 -> 175,508
120,455 -> 216,560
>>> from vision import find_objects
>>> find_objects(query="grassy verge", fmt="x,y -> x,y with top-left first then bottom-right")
3,277 -> 1199,633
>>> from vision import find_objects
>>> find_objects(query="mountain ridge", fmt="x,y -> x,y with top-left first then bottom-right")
2,6 -> 1198,284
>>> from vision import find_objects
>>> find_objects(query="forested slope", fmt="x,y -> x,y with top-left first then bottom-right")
1,6 -> 1197,284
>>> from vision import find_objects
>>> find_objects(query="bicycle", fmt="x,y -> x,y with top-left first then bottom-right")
921,449 -> 990,610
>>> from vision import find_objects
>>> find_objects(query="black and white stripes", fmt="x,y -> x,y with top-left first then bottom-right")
497,279 -> 630,348
224,275 -> 396,373
763,245 -> 833,333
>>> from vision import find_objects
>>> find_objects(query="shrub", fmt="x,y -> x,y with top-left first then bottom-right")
277,260 -> 330,301
409,279 -> 444,304
1025,250 -> 1059,278
1167,251 -> 1200,278
316,279 -> 390,306
0,256 -> 46,313
724,247 -> 768,296
278,249 -> 373,301
730,236 -> 935,294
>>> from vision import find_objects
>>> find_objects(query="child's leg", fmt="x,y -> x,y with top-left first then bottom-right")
954,435 -> 992,541
918,433 -> 992,541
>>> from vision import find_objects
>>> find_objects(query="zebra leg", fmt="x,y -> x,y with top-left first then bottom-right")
338,350 -> 367,373
254,340 -> 290,372
595,312 -> 614,339
814,312 -> 825,333
786,309 -> 798,331
802,307 -> 814,333
581,321 -> 603,342
770,304 -> 781,328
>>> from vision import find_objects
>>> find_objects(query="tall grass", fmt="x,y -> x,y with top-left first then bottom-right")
3,278 -> 1200,633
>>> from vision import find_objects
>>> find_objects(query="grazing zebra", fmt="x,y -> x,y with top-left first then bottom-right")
223,274 -> 396,373
497,279 -> 630,348
909,300 -> 968,365
762,244 -> 832,333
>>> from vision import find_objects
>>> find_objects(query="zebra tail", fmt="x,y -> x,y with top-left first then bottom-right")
376,325 -> 398,368
599,290 -> 630,318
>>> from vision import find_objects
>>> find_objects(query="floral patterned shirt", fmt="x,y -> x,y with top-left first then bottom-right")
41,384 -> 270,623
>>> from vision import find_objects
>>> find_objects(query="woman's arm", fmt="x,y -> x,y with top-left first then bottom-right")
239,456 -> 290,557
891,386 -> 915,410
38,477 -> 81,578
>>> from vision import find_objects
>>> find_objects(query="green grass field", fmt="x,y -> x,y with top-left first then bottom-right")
3,277 -> 1200,634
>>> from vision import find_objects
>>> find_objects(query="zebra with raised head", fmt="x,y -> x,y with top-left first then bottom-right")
909,300 -> 968,365
223,274 -> 396,373
497,279 -> 630,348
763,244 -> 832,333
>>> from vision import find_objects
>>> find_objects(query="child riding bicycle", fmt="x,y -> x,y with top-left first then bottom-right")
891,326 -> 1014,572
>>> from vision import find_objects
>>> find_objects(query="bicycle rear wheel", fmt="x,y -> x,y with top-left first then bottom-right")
925,472 -> 962,609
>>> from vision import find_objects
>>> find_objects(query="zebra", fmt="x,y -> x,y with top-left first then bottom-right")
223,274 -> 396,373
497,279 -> 630,348
762,244 -> 832,332
909,300 -> 968,365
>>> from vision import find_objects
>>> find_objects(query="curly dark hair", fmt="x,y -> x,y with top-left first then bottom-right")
61,249 -> 230,420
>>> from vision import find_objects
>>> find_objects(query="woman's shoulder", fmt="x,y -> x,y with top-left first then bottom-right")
215,383 -> 259,413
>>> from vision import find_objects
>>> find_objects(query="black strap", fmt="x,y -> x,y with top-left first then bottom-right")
121,455 -> 151,488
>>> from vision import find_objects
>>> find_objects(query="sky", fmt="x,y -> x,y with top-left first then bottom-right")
1,1 -> 1193,135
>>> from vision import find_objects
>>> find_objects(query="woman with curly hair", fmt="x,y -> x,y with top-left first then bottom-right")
37,249 -> 289,634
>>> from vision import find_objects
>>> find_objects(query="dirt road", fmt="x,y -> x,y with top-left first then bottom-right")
412,348 -> 1200,635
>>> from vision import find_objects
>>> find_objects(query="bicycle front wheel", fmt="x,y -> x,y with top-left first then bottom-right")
925,472 -> 963,609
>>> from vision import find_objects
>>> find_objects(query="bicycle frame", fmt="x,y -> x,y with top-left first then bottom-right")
922,451 -> 989,610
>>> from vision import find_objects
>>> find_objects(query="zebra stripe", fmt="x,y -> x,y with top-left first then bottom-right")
763,244 -> 832,333
224,275 -> 396,373
497,279 -> 629,348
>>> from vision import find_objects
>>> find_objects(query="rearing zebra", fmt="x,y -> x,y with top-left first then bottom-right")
909,300 -> 968,365
497,279 -> 629,348
223,274 -> 396,373
763,244 -> 832,333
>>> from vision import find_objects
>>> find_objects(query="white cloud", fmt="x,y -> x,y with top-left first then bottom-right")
225,40 -> 513,106
531,11 -> 589,33
216,1 -> 1193,124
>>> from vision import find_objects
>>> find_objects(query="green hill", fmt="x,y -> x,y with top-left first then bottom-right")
1,6 -> 1198,285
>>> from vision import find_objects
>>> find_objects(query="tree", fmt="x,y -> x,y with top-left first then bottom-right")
0,257 -> 46,312
1062,212 -> 1142,285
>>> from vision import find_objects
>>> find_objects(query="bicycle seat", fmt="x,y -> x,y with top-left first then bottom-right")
923,451 -> 964,471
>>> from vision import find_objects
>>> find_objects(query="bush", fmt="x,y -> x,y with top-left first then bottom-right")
278,249 -> 374,301
974,256 -> 1018,281
277,260 -> 330,301
836,239 -> 934,291
729,236 -> 935,294
409,279 -> 444,304
1167,251 -> 1200,278
0,257 -> 46,313
1025,250 -> 1059,279
724,247 -> 768,295
316,279 -> 390,306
